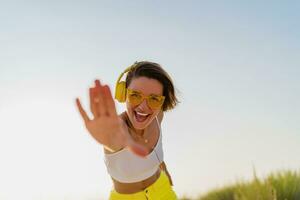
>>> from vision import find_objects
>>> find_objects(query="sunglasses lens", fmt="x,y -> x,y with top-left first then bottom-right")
127,89 -> 165,109
127,92 -> 143,106
148,96 -> 164,109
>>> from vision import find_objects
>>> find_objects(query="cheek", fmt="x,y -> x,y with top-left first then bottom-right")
126,102 -> 137,118
149,109 -> 160,120
125,101 -> 130,110
126,101 -> 160,116
126,101 -> 135,111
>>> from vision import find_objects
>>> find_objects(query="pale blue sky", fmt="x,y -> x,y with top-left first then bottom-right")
0,1 -> 299,199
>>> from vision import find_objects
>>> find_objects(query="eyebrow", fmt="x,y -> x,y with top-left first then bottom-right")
129,89 -> 162,96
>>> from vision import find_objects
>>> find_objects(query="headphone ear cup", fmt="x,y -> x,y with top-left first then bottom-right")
115,81 -> 127,102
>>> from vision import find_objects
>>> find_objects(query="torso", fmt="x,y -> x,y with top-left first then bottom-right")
104,112 -> 161,194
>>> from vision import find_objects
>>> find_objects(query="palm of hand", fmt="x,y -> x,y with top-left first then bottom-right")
85,116 -> 125,149
76,79 -> 147,157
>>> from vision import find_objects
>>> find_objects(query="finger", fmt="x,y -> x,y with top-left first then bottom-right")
103,85 -> 117,117
75,98 -> 90,123
126,137 -> 148,157
89,88 -> 99,118
94,79 -> 106,116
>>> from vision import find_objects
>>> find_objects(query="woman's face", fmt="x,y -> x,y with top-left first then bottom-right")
126,76 -> 163,130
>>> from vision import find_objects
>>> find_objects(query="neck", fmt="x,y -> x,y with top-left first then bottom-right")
135,129 -> 145,136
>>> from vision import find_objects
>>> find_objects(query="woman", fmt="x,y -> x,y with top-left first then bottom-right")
76,61 -> 179,199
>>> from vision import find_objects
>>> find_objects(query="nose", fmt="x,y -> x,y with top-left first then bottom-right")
137,98 -> 151,111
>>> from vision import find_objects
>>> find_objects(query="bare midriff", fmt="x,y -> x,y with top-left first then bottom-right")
111,168 -> 161,194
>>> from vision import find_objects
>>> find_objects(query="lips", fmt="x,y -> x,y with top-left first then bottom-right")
134,111 -> 151,123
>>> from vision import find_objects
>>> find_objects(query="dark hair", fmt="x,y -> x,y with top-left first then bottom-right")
126,61 -> 179,111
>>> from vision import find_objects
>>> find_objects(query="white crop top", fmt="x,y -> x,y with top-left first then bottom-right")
104,117 -> 164,183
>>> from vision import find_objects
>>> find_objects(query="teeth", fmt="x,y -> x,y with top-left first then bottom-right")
136,111 -> 149,116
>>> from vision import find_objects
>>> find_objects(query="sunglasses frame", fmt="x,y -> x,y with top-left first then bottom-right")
126,88 -> 165,109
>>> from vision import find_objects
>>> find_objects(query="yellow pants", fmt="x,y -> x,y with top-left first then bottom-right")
109,171 -> 178,200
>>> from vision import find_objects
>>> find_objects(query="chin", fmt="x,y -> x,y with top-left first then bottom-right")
133,114 -> 153,130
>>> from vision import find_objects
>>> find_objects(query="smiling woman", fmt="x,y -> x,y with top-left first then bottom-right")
76,61 -> 179,199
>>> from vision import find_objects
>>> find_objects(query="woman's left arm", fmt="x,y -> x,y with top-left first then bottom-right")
159,161 -> 174,186
158,111 -> 173,185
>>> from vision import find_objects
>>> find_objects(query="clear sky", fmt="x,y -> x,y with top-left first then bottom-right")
0,1 -> 299,199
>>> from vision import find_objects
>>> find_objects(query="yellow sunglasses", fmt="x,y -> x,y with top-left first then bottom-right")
126,88 -> 165,109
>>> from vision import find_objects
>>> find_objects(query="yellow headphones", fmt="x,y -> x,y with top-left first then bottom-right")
114,62 -> 138,102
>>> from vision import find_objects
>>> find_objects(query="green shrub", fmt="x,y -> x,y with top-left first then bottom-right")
183,170 -> 300,200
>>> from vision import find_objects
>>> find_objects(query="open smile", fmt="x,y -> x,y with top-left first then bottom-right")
134,111 -> 151,123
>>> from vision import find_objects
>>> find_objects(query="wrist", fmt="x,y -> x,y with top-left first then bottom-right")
104,144 -> 123,153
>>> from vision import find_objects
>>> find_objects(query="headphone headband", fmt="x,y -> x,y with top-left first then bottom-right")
114,62 -> 139,102
116,62 -> 137,84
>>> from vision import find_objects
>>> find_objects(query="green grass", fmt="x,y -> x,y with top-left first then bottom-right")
179,169 -> 300,200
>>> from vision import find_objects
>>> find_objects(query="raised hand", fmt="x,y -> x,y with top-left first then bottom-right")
76,80 -> 148,157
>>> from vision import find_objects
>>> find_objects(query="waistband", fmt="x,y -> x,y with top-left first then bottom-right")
109,170 -> 172,199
